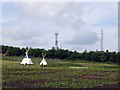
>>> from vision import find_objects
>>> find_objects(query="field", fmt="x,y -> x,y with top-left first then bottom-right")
1,56 -> 120,89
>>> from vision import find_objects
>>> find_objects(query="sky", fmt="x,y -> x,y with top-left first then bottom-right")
1,0 -> 118,52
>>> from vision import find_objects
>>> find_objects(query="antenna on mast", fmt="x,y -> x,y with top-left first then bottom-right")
101,28 -> 103,51
55,33 -> 59,50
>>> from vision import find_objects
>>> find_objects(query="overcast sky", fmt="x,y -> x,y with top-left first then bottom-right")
1,0 -> 118,52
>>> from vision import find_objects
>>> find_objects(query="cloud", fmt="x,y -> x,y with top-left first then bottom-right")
2,16 -> 16,23
2,22 -> 42,40
14,2 -> 85,29
82,25 -> 118,51
65,30 -> 99,45
3,2 -> 85,43
103,26 -> 118,51
2,2 -> 118,51
21,37 -> 49,48
15,2 -> 68,19
82,2 -> 118,26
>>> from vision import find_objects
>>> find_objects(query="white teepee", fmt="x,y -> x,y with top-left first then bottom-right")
20,47 -> 33,65
40,58 -> 47,65
21,58 -> 33,65
40,53 -> 47,65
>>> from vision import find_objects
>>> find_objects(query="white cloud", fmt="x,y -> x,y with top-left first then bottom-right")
65,30 -> 99,45
14,2 -> 85,29
3,23 -> 41,40
103,26 -> 118,51
2,2 -> 118,51
81,25 -> 118,51
2,0 -> 119,3
15,2 -> 67,19
2,16 -> 17,23
83,3 -> 118,26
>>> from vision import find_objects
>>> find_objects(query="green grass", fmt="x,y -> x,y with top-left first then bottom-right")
1,56 -> 120,89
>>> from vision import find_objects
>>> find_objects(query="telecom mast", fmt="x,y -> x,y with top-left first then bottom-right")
55,33 -> 59,50
101,29 -> 103,51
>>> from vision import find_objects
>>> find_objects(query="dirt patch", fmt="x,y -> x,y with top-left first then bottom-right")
3,78 -> 62,88
95,83 -> 120,88
81,75 -> 98,79
33,71 -> 55,74
14,69 -> 35,71
3,79 -> 45,88
3,78 -> 120,88
68,75 -> 101,80
3,81 -> 34,88
12,72 -> 33,75
32,70 -> 74,75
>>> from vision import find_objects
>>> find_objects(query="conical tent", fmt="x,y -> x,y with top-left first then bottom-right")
40,58 -> 47,65
40,53 -> 47,65
21,58 -> 33,65
20,47 -> 33,65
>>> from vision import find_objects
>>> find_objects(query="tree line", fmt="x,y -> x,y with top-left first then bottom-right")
1,45 -> 120,63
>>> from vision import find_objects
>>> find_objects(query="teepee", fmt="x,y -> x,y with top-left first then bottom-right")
40,53 -> 47,65
20,47 -> 33,65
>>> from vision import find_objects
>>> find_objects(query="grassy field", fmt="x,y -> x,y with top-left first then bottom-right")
1,56 -> 120,89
